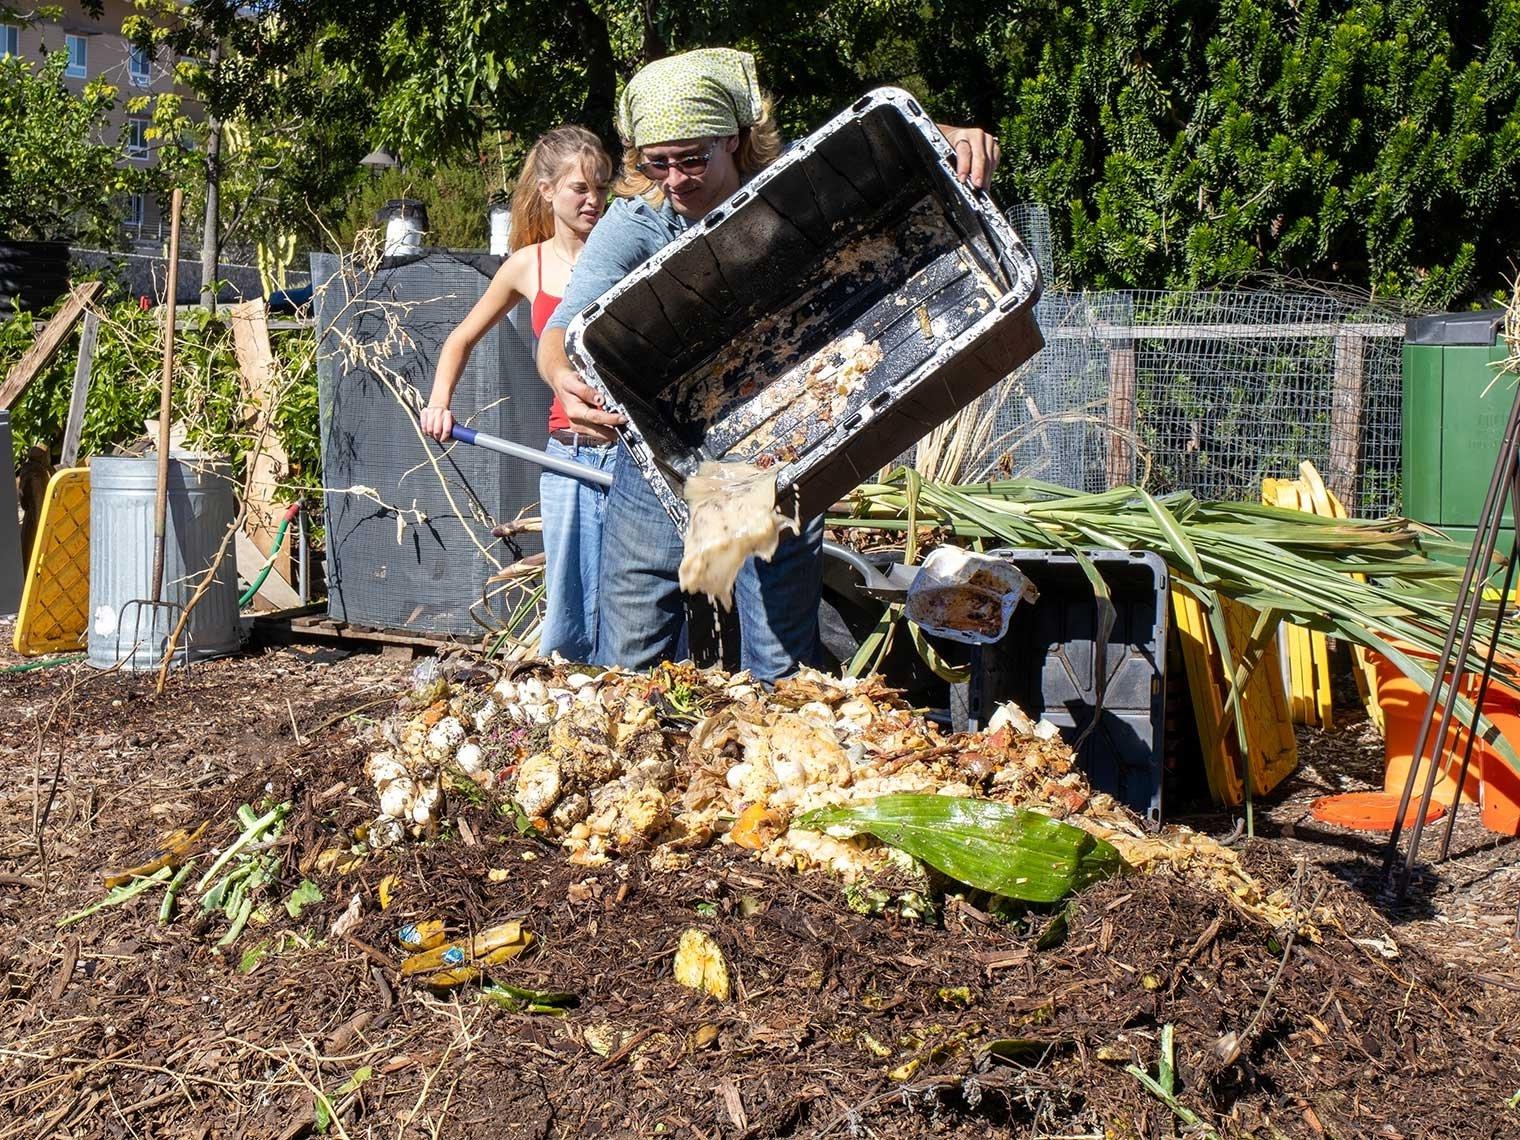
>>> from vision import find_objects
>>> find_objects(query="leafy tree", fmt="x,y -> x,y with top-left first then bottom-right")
310,0 -> 960,167
85,0 -> 1520,306
989,0 -> 1520,304
0,53 -> 143,243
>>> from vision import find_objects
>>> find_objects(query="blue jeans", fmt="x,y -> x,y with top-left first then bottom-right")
595,445 -> 823,681
538,435 -> 617,661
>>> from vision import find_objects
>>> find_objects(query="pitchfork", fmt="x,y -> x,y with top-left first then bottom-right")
117,187 -> 191,672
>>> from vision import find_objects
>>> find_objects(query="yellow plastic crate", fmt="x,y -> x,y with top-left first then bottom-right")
1172,587 -> 1300,807
13,467 -> 90,656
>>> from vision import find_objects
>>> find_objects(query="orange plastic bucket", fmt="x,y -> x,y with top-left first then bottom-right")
1370,649 -> 1520,835
1371,652 -> 1480,807
1469,677 -> 1520,835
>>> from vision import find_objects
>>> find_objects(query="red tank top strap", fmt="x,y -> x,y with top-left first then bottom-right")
536,242 -> 544,291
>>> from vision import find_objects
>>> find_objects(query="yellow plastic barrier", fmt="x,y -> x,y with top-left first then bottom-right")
1262,463 -> 1383,729
1172,588 -> 1299,807
13,467 -> 91,656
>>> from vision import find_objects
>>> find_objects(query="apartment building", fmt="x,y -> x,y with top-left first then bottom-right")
2,0 -> 193,243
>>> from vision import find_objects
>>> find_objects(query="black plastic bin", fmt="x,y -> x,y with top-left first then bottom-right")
967,550 -> 1169,824
564,87 -> 1043,528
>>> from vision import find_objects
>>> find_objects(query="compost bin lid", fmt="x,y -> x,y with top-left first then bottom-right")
1404,310 -> 1504,346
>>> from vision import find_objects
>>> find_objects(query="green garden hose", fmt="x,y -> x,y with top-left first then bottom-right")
238,502 -> 302,607
2,653 -> 84,674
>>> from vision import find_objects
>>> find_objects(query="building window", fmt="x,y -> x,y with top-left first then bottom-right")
1,25 -> 19,58
125,194 -> 144,227
126,117 -> 149,159
129,43 -> 152,87
64,33 -> 88,77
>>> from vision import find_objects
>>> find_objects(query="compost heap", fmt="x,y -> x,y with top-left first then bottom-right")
364,658 -> 1304,931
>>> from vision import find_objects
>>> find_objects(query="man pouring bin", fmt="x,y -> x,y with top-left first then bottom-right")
537,48 -> 1001,682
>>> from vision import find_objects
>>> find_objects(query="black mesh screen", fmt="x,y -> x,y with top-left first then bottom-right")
313,251 -> 552,636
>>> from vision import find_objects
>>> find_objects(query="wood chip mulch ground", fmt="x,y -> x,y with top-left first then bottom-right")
2,640 -> 1516,1138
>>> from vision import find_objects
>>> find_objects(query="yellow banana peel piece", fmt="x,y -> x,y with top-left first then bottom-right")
400,922 -> 532,978
673,928 -> 730,1001
102,820 -> 209,889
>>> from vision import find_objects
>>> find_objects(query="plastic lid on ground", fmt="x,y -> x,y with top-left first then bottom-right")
1310,790 -> 1447,832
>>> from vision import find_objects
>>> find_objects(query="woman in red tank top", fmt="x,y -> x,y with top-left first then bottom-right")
423,126 -> 612,441
422,127 -> 617,662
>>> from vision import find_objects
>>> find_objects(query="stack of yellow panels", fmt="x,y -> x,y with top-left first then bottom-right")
13,467 -> 91,656
1172,589 -> 1300,807
1261,462 -> 1382,731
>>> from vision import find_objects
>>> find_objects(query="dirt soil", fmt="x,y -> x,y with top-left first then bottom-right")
2,638 -> 1518,1139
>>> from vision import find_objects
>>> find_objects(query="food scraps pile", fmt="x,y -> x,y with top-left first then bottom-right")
362,657 -> 1307,931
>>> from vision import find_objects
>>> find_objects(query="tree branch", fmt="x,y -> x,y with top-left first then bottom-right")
565,0 -> 618,148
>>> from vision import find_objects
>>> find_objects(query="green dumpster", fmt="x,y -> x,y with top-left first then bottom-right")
1401,311 -> 1512,559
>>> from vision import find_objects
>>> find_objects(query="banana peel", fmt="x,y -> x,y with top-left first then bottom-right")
311,847 -> 368,877
401,921 -> 534,986
673,929 -> 730,1001
103,821 -> 209,889
397,918 -> 448,952
416,942 -> 532,990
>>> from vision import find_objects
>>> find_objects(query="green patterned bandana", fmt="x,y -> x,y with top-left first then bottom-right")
616,48 -> 763,148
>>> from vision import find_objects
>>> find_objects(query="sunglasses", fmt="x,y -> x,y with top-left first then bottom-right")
634,148 -> 714,180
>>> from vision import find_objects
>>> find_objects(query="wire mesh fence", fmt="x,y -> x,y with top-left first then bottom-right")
935,206 -> 1411,516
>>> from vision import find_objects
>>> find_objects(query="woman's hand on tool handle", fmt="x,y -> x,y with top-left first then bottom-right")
420,403 -> 455,442
537,327 -> 624,443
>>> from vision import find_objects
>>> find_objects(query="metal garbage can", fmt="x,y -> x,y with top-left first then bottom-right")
87,454 -> 241,670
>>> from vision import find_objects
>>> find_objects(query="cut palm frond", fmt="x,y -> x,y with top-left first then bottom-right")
831,471 -> 1520,779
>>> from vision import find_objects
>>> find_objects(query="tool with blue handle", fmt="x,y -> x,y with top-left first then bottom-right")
441,411 -> 899,595
445,423 -> 614,488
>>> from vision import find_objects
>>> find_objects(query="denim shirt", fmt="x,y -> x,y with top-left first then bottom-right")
544,195 -> 692,334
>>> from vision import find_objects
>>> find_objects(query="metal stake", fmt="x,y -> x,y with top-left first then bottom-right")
1384,374 -> 1520,888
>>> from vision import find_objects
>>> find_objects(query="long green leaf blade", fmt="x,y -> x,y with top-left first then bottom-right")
795,794 -> 1127,903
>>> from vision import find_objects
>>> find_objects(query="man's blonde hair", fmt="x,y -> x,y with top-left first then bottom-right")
614,94 -> 783,207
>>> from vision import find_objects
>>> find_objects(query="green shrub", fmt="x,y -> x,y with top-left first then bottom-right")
4,296 -> 322,526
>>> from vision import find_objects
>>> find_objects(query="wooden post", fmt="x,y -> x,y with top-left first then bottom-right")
59,311 -> 99,468
1327,333 -> 1366,510
228,299 -> 295,597
0,281 -> 104,411
1105,338 -> 1137,487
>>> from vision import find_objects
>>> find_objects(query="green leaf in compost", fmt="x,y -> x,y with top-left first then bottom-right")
1036,903 -> 1074,950
479,981 -> 578,1012
284,879 -> 324,919
794,794 -> 1127,903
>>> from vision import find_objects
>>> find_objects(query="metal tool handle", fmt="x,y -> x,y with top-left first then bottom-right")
449,424 -> 614,488
150,187 -> 184,604
821,540 -> 882,585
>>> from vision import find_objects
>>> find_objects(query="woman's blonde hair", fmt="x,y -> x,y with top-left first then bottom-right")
613,94 -> 783,207
508,126 -> 614,250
